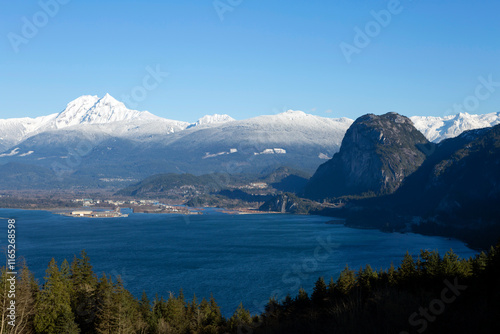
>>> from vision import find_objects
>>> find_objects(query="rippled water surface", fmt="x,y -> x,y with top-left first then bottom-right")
1,209 -> 476,316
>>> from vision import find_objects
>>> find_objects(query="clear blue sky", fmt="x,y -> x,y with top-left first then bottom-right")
1,0 -> 499,122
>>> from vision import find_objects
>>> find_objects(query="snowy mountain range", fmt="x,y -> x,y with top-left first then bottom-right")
0,94 -> 185,150
410,112 -> 500,142
0,94 -> 499,189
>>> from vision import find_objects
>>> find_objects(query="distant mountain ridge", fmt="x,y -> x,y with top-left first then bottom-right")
0,95 -> 353,188
1,94 -> 499,189
2,94 -> 499,150
1,94 -> 499,151
410,111 -> 500,142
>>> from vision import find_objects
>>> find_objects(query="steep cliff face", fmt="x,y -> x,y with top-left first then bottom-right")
344,124 -> 500,249
305,113 -> 431,200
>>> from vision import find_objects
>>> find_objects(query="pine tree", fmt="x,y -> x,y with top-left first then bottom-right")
113,277 -> 144,334
95,275 -> 145,334
34,258 -> 79,334
205,293 -> 223,331
60,259 -> 71,282
327,277 -> 336,299
187,294 -> 201,332
294,287 -> 310,310
419,250 -> 441,278
95,274 -> 115,334
282,294 -> 294,308
357,264 -> 378,291
164,291 -> 188,333
11,261 -> 38,334
297,287 -> 309,301
398,251 -> 416,281
473,251 -> 488,275
228,303 -> 252,332
336,265 -> 356,295
441,249 -> 461,276
387,262 -> 397,285
151,295 -> 169,334
265,296 -> 280,314
70,250 -> 98,333
138,291 -> 152,331
311,277 -> 328,306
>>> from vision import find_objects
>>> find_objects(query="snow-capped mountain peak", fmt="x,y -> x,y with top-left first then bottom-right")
189,114 -> 235,128
55,93 -> 150,128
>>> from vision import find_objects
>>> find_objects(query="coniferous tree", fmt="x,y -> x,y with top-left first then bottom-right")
34,258 -> 79,334
164,291 -> 188,333
387,262 -> 397,285
294,287 -> 310,312
398,251 -> 416,281
138,291 -> 152,331
95,274 -> 115,334
113,277 -> 145,334
336,265 -> 356,295
95,275 -> 146,334
11,261 -> 38,334
327,277 -> 336,300
228,303 -> 252,333
419,250 -> 441,278
473,251 -> 488,275
357,264 -> 378,291
204,293 -> 223,332
151,295 -> 169,334
441,249 -> 461,276
311,277 -> 328,306
71,250 -> 99,333
187,294 -> 201,332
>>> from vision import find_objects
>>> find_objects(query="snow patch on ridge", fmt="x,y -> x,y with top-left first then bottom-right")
254,148 -> 287,155
203,148 -> 238,159
0,147 -> 20,157
318,153 -> 331,160
189,114 -> 235,128
19,150 -> 34,157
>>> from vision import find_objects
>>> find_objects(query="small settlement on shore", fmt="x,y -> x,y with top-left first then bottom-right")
61,207 -> 128,218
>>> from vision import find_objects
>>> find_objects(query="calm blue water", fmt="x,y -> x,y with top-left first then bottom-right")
0,209 -> 476,316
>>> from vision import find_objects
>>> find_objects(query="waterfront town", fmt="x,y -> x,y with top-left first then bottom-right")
59,198 -> 198,217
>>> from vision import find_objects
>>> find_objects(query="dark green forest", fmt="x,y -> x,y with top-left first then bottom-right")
1,245 -> 499,334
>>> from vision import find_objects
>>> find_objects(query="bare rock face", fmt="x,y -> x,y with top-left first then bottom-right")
343,124 -> 500,249
305,112 -> 431,200
259,193 -> 319,214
